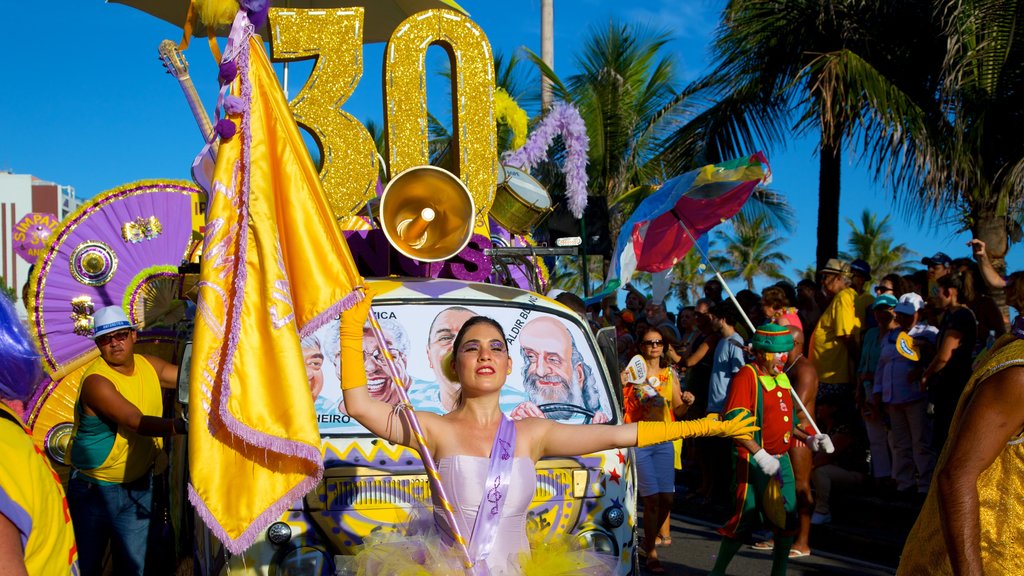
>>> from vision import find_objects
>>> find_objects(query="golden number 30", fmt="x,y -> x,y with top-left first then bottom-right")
269,8 -> 497,225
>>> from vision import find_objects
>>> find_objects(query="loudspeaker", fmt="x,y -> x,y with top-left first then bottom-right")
379,166 -> 475,262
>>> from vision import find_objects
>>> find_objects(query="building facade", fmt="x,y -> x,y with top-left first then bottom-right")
0,172 -> 79,317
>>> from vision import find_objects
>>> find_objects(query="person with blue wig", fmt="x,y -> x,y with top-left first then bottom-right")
0,296 -> 80,574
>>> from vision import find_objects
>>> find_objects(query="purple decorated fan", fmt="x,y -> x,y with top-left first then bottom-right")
27,180 -> 202,377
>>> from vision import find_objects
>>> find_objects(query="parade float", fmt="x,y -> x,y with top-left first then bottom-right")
22,1 -> 639,574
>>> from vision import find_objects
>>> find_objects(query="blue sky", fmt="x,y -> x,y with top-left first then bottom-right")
2,0 -> 1019,284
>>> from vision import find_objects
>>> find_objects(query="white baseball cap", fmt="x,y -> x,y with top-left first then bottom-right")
894,292 -> 924,316
90,306 -> 136,339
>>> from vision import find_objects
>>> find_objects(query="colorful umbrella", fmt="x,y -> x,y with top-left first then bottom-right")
605,152 -> 770,289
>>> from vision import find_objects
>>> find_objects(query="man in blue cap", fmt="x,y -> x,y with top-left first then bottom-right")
922,252 -> 952,302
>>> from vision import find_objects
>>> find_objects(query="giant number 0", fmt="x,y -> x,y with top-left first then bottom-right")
268,8 -> 498,228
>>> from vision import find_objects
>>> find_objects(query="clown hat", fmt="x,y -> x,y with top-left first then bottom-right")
751,323 -> 794,353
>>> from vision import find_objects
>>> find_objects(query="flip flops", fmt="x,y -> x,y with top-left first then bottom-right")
655,535 -> 672,547
751,540 -> 774,551
789,548 -> 811,558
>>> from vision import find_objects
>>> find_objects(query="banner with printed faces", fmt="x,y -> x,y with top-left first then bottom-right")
302,302 -> 614,434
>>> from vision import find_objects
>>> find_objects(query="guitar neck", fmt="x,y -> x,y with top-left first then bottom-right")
175,72 -> 216,144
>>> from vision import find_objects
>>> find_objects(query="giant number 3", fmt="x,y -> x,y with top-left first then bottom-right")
385,10 -> 498,229
269,8 -> 379,221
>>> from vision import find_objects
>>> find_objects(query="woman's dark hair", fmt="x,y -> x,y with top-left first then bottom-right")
880,273 -> 911,297
909,270 -> 929,295
773,281 -> 798,308
448,316 -> 506,410
937,272 -> 968,303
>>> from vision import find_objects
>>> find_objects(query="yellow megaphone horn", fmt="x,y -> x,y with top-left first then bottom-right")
379,165 -> 476,262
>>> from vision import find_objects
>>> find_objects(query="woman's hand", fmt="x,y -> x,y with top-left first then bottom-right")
681,391 -> 695,406
341,286 -> 375,330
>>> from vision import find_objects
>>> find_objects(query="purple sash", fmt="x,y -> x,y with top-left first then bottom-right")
468,415 -> 517,571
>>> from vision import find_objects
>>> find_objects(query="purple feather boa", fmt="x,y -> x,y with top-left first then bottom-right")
502,103 -> 590,218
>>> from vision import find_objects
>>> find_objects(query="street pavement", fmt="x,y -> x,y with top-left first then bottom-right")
644,513 -> 896,575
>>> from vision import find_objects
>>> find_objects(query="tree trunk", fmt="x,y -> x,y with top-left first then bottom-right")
972,203 -> 1008,274
816,137 -> 842,271
972,202 -> 1010,324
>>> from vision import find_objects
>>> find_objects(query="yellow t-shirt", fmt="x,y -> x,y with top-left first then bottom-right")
69,355 -> 163,484
810,287 -> 861,384
0,402 -> 79,575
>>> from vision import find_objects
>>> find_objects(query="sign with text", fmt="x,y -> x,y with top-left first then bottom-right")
13,212 -> 59,263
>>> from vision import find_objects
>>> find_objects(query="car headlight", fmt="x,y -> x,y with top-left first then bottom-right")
603,506 -> 625,528
267,522 -> 293,546
577,529 -> 617,555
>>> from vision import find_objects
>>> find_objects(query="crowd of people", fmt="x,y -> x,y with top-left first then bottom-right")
582,239 -> 1022,570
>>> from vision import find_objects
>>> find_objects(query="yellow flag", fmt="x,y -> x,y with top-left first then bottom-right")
188,33 -> 362,553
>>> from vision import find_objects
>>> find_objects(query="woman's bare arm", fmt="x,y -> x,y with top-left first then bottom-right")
937,366 -> 1024,575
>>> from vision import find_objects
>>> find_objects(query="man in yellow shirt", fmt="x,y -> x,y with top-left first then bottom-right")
66,306 -> 184,576
810,259 -> 861,409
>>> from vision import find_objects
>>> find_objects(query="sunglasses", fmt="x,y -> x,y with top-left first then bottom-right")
96,330 -> 132,347
641,339 -> 664,347
874,286 -> 893,295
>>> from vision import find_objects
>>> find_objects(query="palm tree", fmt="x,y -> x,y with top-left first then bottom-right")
671,245 -> 715,305
527,21 -> 695,239
425,51 -> 538,168
842,0 -> 1024,273
659,0 -> 943,270
717,212 -> 791,291
840,210 -> 917,278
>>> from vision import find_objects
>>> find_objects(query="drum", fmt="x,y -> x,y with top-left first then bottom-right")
490,165 -> 555,234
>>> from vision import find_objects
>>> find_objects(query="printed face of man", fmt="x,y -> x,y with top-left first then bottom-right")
427,307 -> 475,409
519,316 -> 584,406
303,345 -> 324,400
362,328 -> 407,405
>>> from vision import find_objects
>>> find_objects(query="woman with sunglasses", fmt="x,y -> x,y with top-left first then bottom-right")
622,327 -> 694,572
340,293 -> 756,575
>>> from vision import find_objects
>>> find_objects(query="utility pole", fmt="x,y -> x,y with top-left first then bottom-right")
541,0 -> 553,110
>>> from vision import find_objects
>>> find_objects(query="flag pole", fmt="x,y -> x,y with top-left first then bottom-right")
674,217 -> 824,438
365,308 -> 476,574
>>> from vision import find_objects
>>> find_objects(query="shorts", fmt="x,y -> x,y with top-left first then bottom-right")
635,442 -> 676,497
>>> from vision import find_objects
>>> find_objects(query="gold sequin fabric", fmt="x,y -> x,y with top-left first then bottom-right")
897,339 -> 1024,575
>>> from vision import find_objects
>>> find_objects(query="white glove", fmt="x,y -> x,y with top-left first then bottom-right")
751,449 -> 780,476
808,434 -> 835,454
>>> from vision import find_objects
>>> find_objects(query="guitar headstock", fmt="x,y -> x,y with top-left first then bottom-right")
158,40 -> 190,79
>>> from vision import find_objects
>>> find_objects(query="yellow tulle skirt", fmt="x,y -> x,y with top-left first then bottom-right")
337,528 -> 617,575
